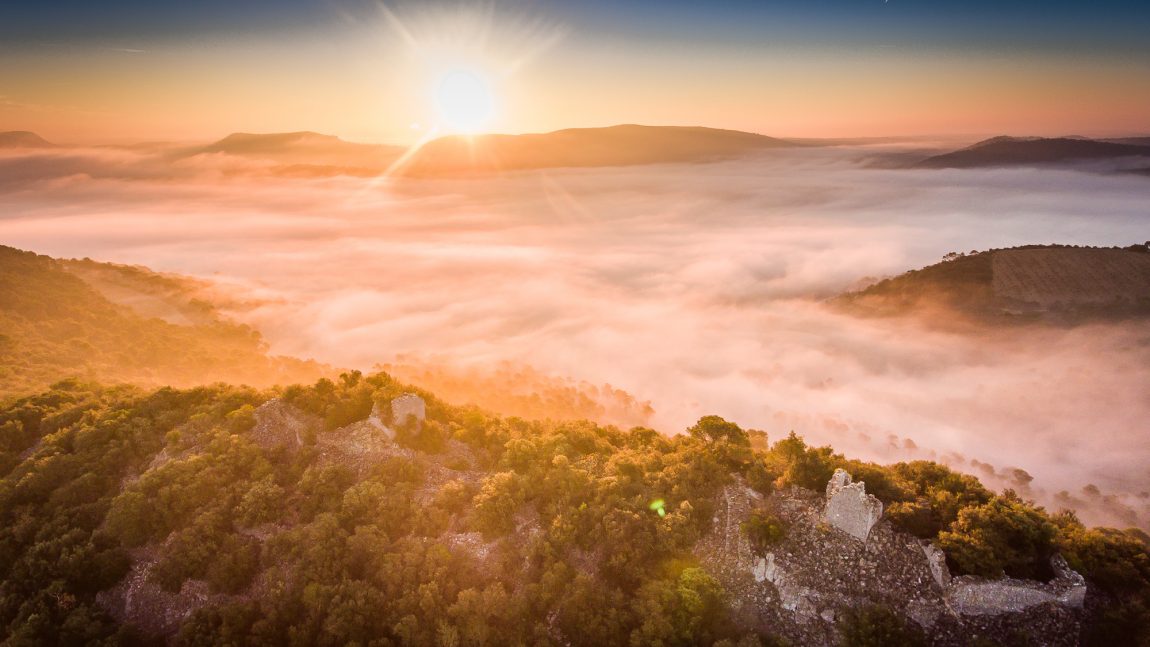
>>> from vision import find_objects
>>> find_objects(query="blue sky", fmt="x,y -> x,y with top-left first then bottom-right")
2,0 -> 1148,142
4,0 -> 1150,53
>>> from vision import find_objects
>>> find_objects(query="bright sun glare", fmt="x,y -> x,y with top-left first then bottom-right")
434,69 -> 495,134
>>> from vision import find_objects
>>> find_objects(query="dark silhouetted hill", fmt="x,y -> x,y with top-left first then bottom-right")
916,136 -> 1150,169
0,131 -> 55,149
835,244 -> 1150,323
1104,136 -> 1150,147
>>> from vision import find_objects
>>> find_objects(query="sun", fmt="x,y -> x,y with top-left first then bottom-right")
434,69 -> 495,134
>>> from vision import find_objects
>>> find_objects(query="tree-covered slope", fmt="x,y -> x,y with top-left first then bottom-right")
834,244 -> 1150,324
0,246 -> 329,399
0,373 -> 1147,646
916,137 -> 1150,169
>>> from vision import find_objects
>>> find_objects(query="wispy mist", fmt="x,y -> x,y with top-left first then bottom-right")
2,144 -> 1148,527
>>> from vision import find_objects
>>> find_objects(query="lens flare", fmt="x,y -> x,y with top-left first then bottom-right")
649,499 -> 667,517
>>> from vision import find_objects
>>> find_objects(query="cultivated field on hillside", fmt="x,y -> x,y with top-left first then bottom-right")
992,248 -> 1150,308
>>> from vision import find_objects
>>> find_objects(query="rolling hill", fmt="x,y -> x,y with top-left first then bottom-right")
0,245 -> 330,398
0,246 -> 656,427
397,124 -> 795,176
0,130 -> 56,149
1,245 -> 1149,645
1,372 -> 1147,645
835,244 -> 1150,323
916,136 -> 1150,170
178,131 -> 404,176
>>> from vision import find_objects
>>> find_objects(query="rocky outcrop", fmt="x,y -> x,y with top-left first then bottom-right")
319,420 -> 413,474
694,471 -> 1088,646
823,468 -> 883,542
249,399 -> 320,450
316,395 -> 427,473
96,547 -> 232,639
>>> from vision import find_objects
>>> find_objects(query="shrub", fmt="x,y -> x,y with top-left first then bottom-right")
937,492 -> 1056,579
742,511 -> 787,554
839,605 -> 926,647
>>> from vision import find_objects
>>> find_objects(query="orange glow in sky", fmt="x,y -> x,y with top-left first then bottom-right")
1,3 -> 1147,144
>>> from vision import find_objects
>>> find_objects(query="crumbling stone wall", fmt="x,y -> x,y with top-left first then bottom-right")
822,468 -> 883,542
694,470 -> 1088,647
390,393 -> 426,430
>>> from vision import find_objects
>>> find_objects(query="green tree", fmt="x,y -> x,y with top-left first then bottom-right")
839,605 -> 925,647
938,492 -> 1056,579
688,416 -> 750,446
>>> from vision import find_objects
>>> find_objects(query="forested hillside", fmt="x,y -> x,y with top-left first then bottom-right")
834,244 -> 1150,324
0,246 -> 329,398
1,373 -> 1147,646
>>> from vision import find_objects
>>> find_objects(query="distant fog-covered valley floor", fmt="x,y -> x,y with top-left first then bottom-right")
3,144 -> 1149,528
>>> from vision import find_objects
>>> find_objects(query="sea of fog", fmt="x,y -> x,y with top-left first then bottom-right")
2,145 -> 1148,527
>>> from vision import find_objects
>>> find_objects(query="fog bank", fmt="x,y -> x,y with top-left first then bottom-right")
2,145 -> 1148,527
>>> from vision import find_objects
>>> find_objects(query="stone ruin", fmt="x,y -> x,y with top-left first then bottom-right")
388,393 -> 426,431
366,402 -> 394,441
315,394 -> 427,474
948,553 -> 1087,616
693,470 -> 1090,646
823,468 -> 883,542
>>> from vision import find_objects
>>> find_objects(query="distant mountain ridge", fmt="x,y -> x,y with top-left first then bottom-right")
397,124 -> 795,176
150,125 -> 796,176
180,131 -> 403,174
0,131 -> 55,149
201,131 -> 371,154
917,136 -> 1150,169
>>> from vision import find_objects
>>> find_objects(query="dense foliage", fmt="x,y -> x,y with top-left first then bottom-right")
742,512 -> 788,555
839,605 -> 926,647
0,373 -> 1148,645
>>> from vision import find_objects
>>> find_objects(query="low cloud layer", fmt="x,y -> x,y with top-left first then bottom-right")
3,144 -> 1149,527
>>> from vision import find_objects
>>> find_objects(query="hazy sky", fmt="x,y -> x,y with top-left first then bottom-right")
2,0 -> 1149,144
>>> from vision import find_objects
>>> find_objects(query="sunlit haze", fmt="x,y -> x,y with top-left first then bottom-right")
2,2 -> 1150,643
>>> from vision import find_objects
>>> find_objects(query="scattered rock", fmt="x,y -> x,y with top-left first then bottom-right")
948,554 -> 1088,616
319,419 -> 412,474
446,532 -> 496,562
949,579 -> 1057,615
96,547 -> 232,639
694,471 -> 1087,646
249,399 -> 320,450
